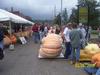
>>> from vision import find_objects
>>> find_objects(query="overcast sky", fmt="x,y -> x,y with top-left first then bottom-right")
0,0 -> 98,20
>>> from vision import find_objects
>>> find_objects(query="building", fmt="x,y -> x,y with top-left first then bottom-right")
11,7 -> 32,21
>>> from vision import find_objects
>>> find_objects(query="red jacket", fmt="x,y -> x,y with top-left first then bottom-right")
32,25 -> 39,32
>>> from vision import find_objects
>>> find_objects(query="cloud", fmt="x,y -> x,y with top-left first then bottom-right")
0,0 -> 78,20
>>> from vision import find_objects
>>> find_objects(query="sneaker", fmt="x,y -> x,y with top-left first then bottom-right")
70,61 -> 75,65
75,62 -> 81,68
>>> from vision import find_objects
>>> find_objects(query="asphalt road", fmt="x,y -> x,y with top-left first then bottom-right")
0,39 -> 87,75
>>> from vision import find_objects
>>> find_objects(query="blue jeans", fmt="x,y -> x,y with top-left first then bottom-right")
84,67 -> 98,75
70,46 -> 80,62
96,68 -> 100,75
64,42 -> 71,59
0,41 -> 3,50
0,41 -> 4,60
84,67 -> 100,75
39,31 -> 44,41
32,32 -> 40,43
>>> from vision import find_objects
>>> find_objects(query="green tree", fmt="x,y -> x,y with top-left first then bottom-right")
69,0 -> 100,28
53,13 -> 61,25
62,8 -> 68,24
53,8 -> 68,25
69,8 -> 78,23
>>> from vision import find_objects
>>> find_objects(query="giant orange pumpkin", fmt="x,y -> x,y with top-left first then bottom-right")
39,48 -> 61,58
42,43 -> 61,49
39,33 -> 63,58
92,53 -> 100,62
91,53 -> 100,67
42,34 -> 62,45
10,35 -> 17,44
41,47 -> 62,54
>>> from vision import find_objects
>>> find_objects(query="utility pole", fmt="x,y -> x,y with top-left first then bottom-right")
61,0 -> 63,26
99,0 -> 100,5
54,6 -> 56,18
53,6 -> 56,25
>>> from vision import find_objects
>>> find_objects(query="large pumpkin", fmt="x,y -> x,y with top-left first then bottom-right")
39,33 -> 63,58
84,44 -> 100,54
92,53 -> 100,63
10,35 -> 17,44
39,48 -> 61,58
42,34 -> 62,44
41,47 -> 62,54
85,44 -> 100,51
3,36 -> 11,45
91,53 -> 100,67
95,62 -> 100,67
80,50 -> 92,60
42,44 -> 61,49
80,43 -> 100,61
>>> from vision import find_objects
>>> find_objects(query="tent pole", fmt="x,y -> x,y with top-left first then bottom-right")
9,21 -> 15,50
21,24 -> 22,32
9,21 -> 12,36
21,24 -> 23,37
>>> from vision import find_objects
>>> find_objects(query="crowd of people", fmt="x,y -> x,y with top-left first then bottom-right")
0,22 -> 92,62
32,22 -> 92,65
1,22 -> 100,75
62,23 -> 91,65
32,22 -> 100,75
32,23 -> 61,43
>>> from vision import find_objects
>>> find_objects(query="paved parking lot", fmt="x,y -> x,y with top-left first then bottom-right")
0,39 -> 87,75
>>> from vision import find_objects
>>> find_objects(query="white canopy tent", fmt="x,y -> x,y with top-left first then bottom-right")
0,9 -> 34,35
0,12 -> 10,21
0,9 -> 34,24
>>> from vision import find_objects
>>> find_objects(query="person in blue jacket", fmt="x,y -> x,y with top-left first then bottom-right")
0,23 -> 5,60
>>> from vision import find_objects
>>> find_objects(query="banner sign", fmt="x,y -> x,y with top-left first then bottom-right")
79,7 -> 88,24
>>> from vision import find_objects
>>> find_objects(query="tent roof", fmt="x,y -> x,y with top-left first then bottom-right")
0,9 -> 34,25
0,11 -> 10,21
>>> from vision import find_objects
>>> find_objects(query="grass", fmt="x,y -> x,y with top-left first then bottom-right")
91,30 -> 99,35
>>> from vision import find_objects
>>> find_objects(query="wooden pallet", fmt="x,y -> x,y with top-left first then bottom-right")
79,59 -> 91,62
38,53 -> 64,59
